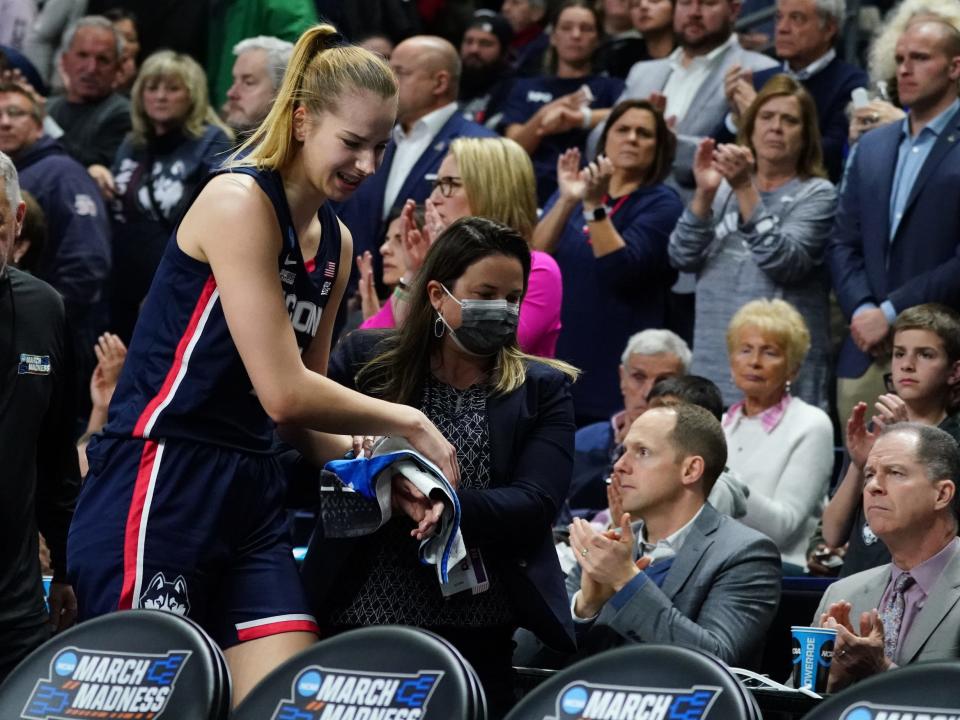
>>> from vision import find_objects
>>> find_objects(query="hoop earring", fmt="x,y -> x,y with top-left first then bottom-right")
434,314 -> 445,338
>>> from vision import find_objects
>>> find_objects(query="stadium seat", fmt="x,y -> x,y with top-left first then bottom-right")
0,609 -> 230,719
505,644 -> 760,720
802,660 -> 960,719
233,625 -> 486,719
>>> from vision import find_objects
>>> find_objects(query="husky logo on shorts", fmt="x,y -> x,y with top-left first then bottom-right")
840,701 -> 960,720
139,572 -> 190,616
21,647 -> 190,719
270,666 -> 444,719
547,680 -> 722,720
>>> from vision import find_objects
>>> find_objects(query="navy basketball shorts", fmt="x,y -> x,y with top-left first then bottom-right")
67,435 -> 318,649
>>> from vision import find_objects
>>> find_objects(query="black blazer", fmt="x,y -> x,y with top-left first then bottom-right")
301,330 -> 577,651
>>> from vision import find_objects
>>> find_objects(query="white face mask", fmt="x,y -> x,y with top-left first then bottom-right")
439,284 -> 520,356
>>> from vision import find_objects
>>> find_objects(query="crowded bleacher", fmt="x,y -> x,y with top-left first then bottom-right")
3,0 -> 960,717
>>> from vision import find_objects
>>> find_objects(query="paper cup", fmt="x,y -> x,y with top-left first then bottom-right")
791,625 -> 836,692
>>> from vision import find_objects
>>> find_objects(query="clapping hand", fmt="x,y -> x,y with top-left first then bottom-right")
397,199 -> 432,277
556,148 -> 588,201
712,143 -> 754,190
90,333 -> 127,411
581,156 -> 614,208
821,604 -> 890,691
355,251 -> 380,320
693,138 -> 724,195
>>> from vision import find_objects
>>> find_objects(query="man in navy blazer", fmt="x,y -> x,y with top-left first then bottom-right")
827,17 -> 960,414
334,35 -> 495,292
566,404 -> 781,668
723,0 -> 867,182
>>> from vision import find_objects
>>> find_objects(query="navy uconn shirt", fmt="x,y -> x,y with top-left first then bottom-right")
104,166 -> 342,452
499,75 -> 624,205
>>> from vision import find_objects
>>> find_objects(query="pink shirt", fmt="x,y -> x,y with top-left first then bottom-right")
358,250 -> 563,358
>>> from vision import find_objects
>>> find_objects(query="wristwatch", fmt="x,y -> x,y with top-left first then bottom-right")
582,205 -> 607,223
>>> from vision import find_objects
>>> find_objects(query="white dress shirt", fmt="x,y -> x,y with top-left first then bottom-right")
381,102 -> 459,218
661,34 -> 736,121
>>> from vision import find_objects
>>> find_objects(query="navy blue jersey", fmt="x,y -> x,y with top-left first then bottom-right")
104,166 -> 342,452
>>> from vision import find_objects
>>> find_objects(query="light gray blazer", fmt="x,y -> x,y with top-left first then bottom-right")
812,549 -> 960,665
587,38 -> 777,199
566,503 -> 782,667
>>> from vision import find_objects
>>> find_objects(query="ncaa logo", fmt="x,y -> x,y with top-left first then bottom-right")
841,702 -> 960,720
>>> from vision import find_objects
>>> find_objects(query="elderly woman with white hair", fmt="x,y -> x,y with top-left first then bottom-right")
722,299 -> 834,573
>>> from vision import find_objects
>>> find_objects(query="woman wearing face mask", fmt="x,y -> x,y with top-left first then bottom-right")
307,217 -> 578,718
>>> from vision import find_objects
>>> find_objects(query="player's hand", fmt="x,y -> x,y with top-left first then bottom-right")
90,333 -> 127,410
47,582 -> 78,633
391,476 -> 444,540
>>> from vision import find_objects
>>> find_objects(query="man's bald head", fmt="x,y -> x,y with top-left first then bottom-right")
391,36 -> 461,127
905,15 -> 960,57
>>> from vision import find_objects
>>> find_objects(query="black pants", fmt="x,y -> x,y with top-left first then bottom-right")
430,624 -> 516,720
0,621 -> 50,685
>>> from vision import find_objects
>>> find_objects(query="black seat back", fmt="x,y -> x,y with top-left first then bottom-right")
505,644 -> 757,720
802,660 -> 960,719
0,609 -> 229,719
233,625 -> 484,719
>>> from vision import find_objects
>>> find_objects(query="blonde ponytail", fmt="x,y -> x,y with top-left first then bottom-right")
227,24 -> 397,170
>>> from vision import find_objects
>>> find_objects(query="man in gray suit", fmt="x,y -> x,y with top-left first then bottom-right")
814,423 -> 960,691
567,403 -> 781,667
587,0 -> 777,197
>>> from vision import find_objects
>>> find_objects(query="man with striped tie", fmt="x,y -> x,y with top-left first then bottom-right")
813,423 -> 960,691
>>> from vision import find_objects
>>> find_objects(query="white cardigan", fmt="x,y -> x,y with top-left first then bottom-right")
724,396 -> 834,568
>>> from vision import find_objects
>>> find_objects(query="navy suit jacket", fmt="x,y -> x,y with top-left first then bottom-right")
333,112 -> 496,290
827,106 -> 960,377
301,330 -> 578,652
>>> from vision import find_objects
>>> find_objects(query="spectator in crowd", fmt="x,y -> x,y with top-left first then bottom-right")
566,332 -> 751,520
223,36 -> 294,138
828,15 -> 960,428
385,136 -> 563,357
86,50 -> 234,342
310,217 -> 578,717
459,10 -> 516,128
21,0 -> 85,85
624,0 -> 678,64
502,0 -> 551,76
502,1 -> 625,205
46,16 -> 132,168
567,329 -> 691,514
815,423 -> 960,690
0,151 -> 80,683
587,0 -> 777,197
566,403 -> 781,667
721,299 -> 834,573
205,0 -> 317,109
532,99 -> 682,425
818,304 -> 960,578
356,33 -> 395,61
0,0 -> 34,52
335,35 -> 495,294
67,25 -> 459,705
669,76 -> 836,410
722,0 -> 868,182
104,8 -> 141,94
355,205 -> 416,325
9,190 -> 46,273
594,0 -> 653,78
0,80 -> 112,413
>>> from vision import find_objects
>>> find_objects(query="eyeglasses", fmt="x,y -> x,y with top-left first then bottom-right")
431,176 -> 463,198
0,106 -> 31,120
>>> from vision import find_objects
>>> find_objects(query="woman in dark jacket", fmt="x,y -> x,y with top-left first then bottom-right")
303,217 -> 578,718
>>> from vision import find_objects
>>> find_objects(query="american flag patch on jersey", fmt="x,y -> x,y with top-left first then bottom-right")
324,261 -> 336,278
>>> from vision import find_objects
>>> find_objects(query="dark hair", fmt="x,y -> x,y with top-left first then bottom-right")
103,7 -> 138,26
737,74 -> 825,179
16,191 -> 47,273
663,403 -> 728,494
358,217 -> 534,403
648,375 -> 724,421
596,98 -> 676,185
893,303 -> 960,365
544,0 -> 602,74
878,423 -> 960,523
